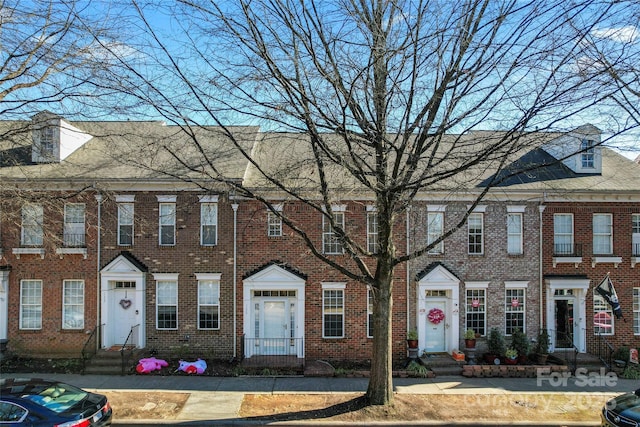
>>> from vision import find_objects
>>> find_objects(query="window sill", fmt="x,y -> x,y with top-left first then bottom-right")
13,248 -> 45,259
591,256 -> 622,268
56,248 -> 88,259
552,256 -> 582,268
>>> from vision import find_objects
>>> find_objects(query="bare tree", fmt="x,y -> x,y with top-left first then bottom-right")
90,0 -> 639,405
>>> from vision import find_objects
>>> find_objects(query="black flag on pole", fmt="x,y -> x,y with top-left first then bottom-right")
595,275 -> 623,319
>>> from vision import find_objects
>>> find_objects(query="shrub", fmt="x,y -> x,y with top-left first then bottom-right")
487,328 -> 506,356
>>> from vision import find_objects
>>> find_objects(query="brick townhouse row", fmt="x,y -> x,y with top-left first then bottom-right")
0,113 -> 638,364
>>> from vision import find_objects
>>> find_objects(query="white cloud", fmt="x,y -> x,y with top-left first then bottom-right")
591,26 -> 639,43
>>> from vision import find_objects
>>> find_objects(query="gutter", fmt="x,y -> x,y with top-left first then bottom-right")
539,204 -> 546,331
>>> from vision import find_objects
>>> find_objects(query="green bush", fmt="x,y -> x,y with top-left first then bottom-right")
510,328 -> 529,356
487,328 -> 506,356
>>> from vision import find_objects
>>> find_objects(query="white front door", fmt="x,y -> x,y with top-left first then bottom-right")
111,285 -> 138,345
424,299 -> 447,352
262,300 -> 287,354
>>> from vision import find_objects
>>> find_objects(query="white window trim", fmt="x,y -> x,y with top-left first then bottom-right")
322,282 -> 345,339
117,202 -> 134,246
268,205 -> 283,237
155,274 -> 179,330
366,208 -> 378,254
553,213 -> 574,255
62,279 -> 84,330
507,212 -> 523,255
197,274 -> 221,330
198,195 -> 219,203
63,203 -> 85,247
593,213 -> 613,255
594,294 -> 614,336
20,279 -> 42,330
322,210 -> 345,255
505,287 -> 526,335
115,195 -> 135,203
21,204 -> 43,246
427,211 -> 444,254
200,201 -> 218,246
467,212 -> 484,255
158,202 -> 176,246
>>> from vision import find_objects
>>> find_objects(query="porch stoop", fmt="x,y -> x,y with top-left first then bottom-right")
83,348 -> 142,375
420,353 -> 465,376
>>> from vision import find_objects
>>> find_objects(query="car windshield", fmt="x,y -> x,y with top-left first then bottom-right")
21,382 -> 88,414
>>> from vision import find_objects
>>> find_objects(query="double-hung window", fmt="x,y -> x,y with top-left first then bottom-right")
427,206 -> 445,254
465,283 -> 488,336
581,139 -> 595,169
505,285 -> 526,335
197,274 -> 221,330
593,214 -> 613,255
268,204 -> 283,237
322,206 -> 345,254
367,207 -> 378,254
158,196 -> 176,246
21,204 -> 43,246
155,274 -> 178,329
62,280 -> 84,329
507,206 -> 524,255
200,196 -> 218,245
117,195 -> 134,246
322,283 -> 345,338
632,214 -> 639,256
594,294 -> 613,335
553,214 -> 574,255
63,204 -> 85,247
467,212 -> 483,255
20,280 -> 42,330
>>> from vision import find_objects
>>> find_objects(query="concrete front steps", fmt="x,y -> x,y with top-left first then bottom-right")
83,348 -> 142,375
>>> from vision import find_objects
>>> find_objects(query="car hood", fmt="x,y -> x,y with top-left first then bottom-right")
611,392 -> 640,421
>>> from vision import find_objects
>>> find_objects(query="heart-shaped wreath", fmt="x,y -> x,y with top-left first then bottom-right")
427,308 -> 445,325
119,299 -> 132,309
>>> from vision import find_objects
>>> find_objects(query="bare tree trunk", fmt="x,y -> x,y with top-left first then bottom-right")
366,257 -> 394,405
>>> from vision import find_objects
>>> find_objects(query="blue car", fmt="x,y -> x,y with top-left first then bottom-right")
0,378 -> 112,426
602,388 -> 640,427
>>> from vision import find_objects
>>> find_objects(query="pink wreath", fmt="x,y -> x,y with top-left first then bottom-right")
428,308 -> 445,325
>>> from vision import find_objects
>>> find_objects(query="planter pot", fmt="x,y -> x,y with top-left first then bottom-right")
464,339 -> 476,349
505,357 -> 517,365
407,339 -> 418,349
484,353 -> 500,365
517,355 -> 528,364
536,353 -> 548,364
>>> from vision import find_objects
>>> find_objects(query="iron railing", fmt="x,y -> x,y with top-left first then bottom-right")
120,324 -> 140,375
596,333 -> 615,372
63,233 -> 86,247
81,324 -> 104,374
553,243 -> 582,257
553,330 -> 579,373
242,336 -> 304,367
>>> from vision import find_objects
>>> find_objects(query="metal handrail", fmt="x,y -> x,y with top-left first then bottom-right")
120,324 -> 140,375
596,333 -> 615,371
555,330 -> 579,373
81,324 -> 104,374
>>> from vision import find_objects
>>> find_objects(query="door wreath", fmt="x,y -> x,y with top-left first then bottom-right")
427,308 -> 445,324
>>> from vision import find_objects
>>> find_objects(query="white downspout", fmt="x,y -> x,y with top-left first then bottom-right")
232,202 -> 239,359
406,206 -> 410,330
95,194 -> 103,350
539,204 -> 546,332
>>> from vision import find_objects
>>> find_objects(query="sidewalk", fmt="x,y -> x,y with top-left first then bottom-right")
2,372 -> 635,426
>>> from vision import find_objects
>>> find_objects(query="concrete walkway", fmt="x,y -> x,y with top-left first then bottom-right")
2,372 -> 636,425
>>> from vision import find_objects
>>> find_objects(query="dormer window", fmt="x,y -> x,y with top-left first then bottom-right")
41,127 -> 55,157
580,139 -> 595,169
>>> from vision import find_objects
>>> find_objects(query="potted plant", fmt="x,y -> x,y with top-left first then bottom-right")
534,329 -> 550,364
407,329 -> 419,349
484,328 -> 506,364
464,328 -> 477,349
510,328 -> 529,364
504,348 -> 518,365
